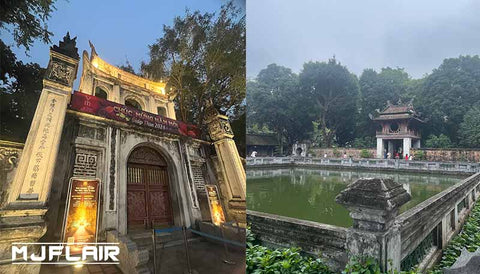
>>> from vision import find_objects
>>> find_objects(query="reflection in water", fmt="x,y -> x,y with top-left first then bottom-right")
247,168 -> 464,228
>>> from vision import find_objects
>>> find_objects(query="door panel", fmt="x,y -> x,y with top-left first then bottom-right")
127,164 -> 173,229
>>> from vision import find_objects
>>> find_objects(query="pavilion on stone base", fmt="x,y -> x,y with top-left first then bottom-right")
373,100 -> 424,159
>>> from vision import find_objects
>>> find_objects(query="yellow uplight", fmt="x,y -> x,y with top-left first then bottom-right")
92,59 -> 99,68
74,262 -> 84,268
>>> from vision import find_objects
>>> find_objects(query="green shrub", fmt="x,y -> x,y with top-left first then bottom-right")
333,148 -> 341,157
246,228 -> 332,273
414,150 -> 426,160
360,149 -> 372,158
432,200 -> 480,272
425,134 -> 453,148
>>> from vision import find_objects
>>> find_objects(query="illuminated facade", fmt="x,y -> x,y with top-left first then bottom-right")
0,34 -> 245,273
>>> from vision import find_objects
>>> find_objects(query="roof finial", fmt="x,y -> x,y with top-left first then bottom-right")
89,40 -> 98,57
51,32 -> 79,60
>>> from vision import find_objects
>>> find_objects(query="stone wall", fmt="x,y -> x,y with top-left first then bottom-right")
309,147 -> 376,158
412,148 -> 480,162
247,210 -> 347,271
0,140 -> 23,208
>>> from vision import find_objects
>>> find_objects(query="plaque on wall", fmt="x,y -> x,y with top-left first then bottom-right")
205,185 -> 226,226
61,178 -> 101,254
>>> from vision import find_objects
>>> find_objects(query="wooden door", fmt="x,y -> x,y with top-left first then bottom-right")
127,147 -> 173,229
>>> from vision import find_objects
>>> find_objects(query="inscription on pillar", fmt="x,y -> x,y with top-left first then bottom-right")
19,95 -> 62,199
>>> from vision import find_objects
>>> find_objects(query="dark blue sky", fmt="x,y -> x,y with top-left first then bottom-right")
3,0 -> 244,88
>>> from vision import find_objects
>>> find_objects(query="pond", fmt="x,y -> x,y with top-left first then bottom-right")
247,168 -> 464,228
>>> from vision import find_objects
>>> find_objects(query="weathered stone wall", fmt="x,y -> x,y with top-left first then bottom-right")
0,141 -> 23,208
396,172 -> 480,266
411,148 -> 480,162
247,210 -> 347,271
309,147 -> 376,158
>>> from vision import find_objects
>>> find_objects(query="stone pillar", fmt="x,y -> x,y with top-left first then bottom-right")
336,178 -> 411,271
0,33 -> 79,273
388,140 -> 394,156
112,84 -> 121,103
167,101 -> 176,120
376,138 -> 384,158
205,101 -> 246,226
403,138 -> 411,158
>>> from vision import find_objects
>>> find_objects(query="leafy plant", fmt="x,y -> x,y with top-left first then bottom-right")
413,150 -> 426,160
360,149 -> 372,158
431,200 -> 480,272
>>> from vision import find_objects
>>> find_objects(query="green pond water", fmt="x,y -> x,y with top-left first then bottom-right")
247,168 -> 465,228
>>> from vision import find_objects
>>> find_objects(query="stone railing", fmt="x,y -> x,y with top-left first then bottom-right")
246,156 -> 480,174
247,210 -> 347,271
395,172 -> 480,271
247,173 -> 480,272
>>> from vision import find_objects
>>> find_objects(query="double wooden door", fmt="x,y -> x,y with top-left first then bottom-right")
127,163 -> 173,229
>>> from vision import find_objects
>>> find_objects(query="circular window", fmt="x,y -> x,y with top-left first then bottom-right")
390,122 -> 399,132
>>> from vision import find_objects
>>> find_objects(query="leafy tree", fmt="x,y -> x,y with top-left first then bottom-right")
1,0 -> 58,141
357,67 -> 412,138
416,55 -> 480,143
298,58 -> 359,147
458,105 -> 480,148
425,134 -> 453,148
0,61 -> 44,142
247,64 -> 311,154
141,1 -> 245,126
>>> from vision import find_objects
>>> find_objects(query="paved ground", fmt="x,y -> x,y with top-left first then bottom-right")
41,264 -> 122,274
40,239 -> 245,274
155,238 -> 245,274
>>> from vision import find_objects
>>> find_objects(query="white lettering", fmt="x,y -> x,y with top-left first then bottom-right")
48,246 -> 63,261
65,246 -> 80,261
12,246 -> 28,261
82,246 -> 98,261
30,246 -> 46,261
104,246 -> 119,261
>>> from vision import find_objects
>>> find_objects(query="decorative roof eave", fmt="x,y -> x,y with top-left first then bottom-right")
87,42 -> 170,99
373,115 -> 425,123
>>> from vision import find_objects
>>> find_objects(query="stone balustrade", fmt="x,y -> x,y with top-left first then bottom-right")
246,156 -> 480,174
247,172 -> 480,272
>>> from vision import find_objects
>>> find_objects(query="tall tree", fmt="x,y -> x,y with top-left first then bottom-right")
298,58 -> 359,147
0,0 -> 58,141
357,67 -> 411,138
141,2 -> 245,127
416,55 -> 480,144
247,64 -> 311,153
458,105 -> 480,148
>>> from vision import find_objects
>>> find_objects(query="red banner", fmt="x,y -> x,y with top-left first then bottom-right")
69,91 -> 200,139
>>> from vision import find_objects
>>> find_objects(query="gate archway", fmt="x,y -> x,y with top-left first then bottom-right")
127,146 -> 173,229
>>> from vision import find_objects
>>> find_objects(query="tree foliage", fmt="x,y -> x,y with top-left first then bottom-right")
247,64 -> 312,154
357,67 -> 412,137
299,59 -> 358,147
0,0 -> 57,142
416,55 -> 480,144
424,134 -> 453,149
459,105 -> 480,148
141,1 -> 245,126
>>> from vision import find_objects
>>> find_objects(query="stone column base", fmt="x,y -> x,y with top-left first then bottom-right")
0,209 -> 47,273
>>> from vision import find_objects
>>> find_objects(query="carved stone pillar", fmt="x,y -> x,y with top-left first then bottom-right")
0,33 -> 79,273
205,102 -> 246,226
336,178 -> 411,271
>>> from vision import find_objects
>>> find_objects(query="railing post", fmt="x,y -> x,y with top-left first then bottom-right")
336,178 -> 411,272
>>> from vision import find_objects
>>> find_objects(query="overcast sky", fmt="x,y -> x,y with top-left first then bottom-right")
247,0 -> 480,79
